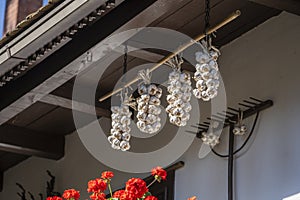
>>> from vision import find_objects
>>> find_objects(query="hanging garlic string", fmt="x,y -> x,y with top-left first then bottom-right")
166,55 -> 192,127
201,131 -> 220,147
193,0 -> 221,102
136,69 -> 162,134
107,44 -> 132,151
233,109 -> 247,136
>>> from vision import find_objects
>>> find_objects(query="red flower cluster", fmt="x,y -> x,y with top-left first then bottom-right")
144,196 -> 158,200
101,171 -> 114,180
90,192 -> 106,200
87,178 -> 107,193
113,190 -> 136,200
151,166 -> 167,181
125,178 -> 148,198
87,173 -> 110,200
47,166 -> 168,200
62,189 -> 80,200
46,197 -> 63,200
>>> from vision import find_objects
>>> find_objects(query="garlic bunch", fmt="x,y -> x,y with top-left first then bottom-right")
201,131 -> 220,147
233,125 -> 247,135
136,69 -> 162,134
233,110 -> 247,136
193,48 -> 220,101
108,102 -> 132,151
166,70 -> 192,127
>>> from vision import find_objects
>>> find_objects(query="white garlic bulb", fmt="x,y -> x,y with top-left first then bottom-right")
193,48 -> 220,101
137,83 -> 162,134
233,124 -> 247,136
201,132 -> 220,147
108,104 -> 132,151
166,70 -> 192,127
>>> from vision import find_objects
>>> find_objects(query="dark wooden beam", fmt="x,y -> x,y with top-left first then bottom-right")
249,0 -> 300,15
0,125 -> 64,160
0,171 -> 3,192
39,94 -> 111,118
0,0 -> 158,111
0,153 -> 29,171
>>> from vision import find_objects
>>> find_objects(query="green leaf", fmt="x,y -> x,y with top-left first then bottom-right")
107,198 -> 119,200
143,192 -> 152,198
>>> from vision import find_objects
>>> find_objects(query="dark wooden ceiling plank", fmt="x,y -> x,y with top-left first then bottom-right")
0,151 -> 6,158
151,0 -> 224,30
177,0 -> 248,38
0,124 -> 64,160
249,0 -> 300,15
6,102 -> 57,127
25,107 -> 96,135
214,2 -> 281,46
0,171 -> 3,192
50,80 -> 74,100
39,94 -> 111,118
96,58 -> 148,96
0,152 -> 29,171
174,0 -> 280,47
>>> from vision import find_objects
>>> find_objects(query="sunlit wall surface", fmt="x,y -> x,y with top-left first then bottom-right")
283,193 -> 300,200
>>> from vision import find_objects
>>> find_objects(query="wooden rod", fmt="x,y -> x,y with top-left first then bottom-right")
99,10 -> 241,102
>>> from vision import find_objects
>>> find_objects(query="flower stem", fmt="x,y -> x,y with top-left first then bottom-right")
147,179 -> 157,188
108,182 -> 113,197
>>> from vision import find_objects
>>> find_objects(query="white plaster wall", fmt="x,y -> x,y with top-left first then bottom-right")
175,12 -> 300,200
1,11 -> 300,200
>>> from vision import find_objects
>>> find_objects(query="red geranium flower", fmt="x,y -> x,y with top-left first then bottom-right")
87,178 -> 107,193
90,192 -> 106,200
113,190 -> 126,198
113,190 -> 136,200
144,196 -> 158,200
62,189 -> 80,200
151,166 -> 167,181
46,196 -> 63,200
101,171 -> 114,180
125,178 -> 148,198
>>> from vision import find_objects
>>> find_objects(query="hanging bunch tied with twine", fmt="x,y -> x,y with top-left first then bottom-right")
193,40 -> 220,101
165,56 -> 192,127
107,44 -> 136,151
201,130 -> 220,147
193,0 -> 221,101
233,109 -> 247,135
136,69 -> 162,134
108,90 -> 135,151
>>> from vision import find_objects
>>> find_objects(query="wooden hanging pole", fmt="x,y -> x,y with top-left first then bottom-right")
99,10 -> 241,102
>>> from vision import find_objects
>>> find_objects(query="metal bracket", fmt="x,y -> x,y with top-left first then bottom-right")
188,97 -> 273,200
